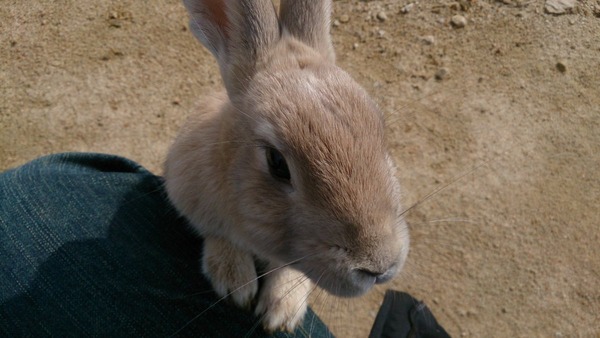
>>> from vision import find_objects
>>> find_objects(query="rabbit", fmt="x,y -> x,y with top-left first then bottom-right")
164,0 -> 410,332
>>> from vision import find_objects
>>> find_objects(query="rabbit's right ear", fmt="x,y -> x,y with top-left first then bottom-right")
279,0 -> 335,62
183,0 -> 280,97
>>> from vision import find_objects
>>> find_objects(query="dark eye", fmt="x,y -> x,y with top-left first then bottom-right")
266,147 -> 291,181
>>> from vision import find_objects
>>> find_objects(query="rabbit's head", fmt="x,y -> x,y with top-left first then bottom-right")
175,0 -> 409,297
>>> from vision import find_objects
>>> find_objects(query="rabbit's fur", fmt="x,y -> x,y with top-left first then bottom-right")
165,0 -> 409,332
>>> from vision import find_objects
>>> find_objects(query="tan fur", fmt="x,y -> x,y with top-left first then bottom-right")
165,0 -> 409,332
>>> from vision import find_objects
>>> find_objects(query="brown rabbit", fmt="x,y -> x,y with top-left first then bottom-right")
164,0 -> 410,332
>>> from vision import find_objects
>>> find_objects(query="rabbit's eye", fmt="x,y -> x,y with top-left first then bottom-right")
266,147 -> 291,181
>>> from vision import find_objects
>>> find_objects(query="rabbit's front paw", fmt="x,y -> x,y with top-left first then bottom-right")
202,237 -> 258,308
255,266 -> 312,332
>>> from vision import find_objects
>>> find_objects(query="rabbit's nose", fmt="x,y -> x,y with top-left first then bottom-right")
356,268 -> 384,278
356,265 -> 396,284
374,269 -> 395,284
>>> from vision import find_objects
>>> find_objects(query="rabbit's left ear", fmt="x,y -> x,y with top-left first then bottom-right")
279,0 -> 335,62
183,0 -> 280,97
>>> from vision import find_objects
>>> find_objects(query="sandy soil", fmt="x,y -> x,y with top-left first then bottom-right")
2,0 -> 599,337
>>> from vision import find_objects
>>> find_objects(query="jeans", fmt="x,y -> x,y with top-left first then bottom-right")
0,153 -> 331,337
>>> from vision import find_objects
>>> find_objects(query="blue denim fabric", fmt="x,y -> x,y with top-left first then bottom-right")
0,153 -> 332,337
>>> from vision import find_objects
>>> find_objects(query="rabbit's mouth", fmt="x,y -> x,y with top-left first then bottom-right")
306,266 -> 393,297
294,252 -> 405,298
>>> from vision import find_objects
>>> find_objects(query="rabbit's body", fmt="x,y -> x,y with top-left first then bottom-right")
165,0 -> 409,332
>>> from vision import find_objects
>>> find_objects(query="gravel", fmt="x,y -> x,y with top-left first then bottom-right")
450,15 -> 467,28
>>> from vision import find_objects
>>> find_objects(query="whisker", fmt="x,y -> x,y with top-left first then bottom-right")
118,186 -> 165,206
169,253 -> 317,337
242,313 -> 264,338
190,140 -> 263,147
309,281 -> 330,337
185,253 -> 317,300
329,278 -> 342,337
384,90 -> 447,129
410,238 -> 468,252
399,160 -> 490,218
288,269 -> 326,332
308,289 -> 321,336
409,217 -> 481,227
243,269 -> 315,338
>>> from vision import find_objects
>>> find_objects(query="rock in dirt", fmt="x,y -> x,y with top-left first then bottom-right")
421,35 -> 436,45
400,3 -> 414,14
451,15 -> 467,28
108,19 -> 122,28
376,11 -> 388,22
545,0 -> 576,14
556,61 -> 567,73
435,67 -> 450,80
339,14 -> 350,23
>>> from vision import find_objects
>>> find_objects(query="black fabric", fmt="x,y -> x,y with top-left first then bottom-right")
0,153 -> 332,338
369,290 -> 450,338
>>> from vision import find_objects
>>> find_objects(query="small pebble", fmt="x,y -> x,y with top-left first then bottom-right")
556,61 -> 567,73
435,67 -> 449,80
376,11 -> 388,22
451,15 -> 467,28
421,35 -> 435,45
332,19 -> 340,27
352,42 -> 359,50
545,0 -> 576,15
339,14 -> 350,23
400,3 -> 414,14
108,18 -> 122,28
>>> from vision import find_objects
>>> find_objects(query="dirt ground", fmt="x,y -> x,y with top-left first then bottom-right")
2,0 -> 599,337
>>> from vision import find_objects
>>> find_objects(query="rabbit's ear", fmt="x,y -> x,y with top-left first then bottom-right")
183,0 -> 280,96
279,0 -> 335,62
